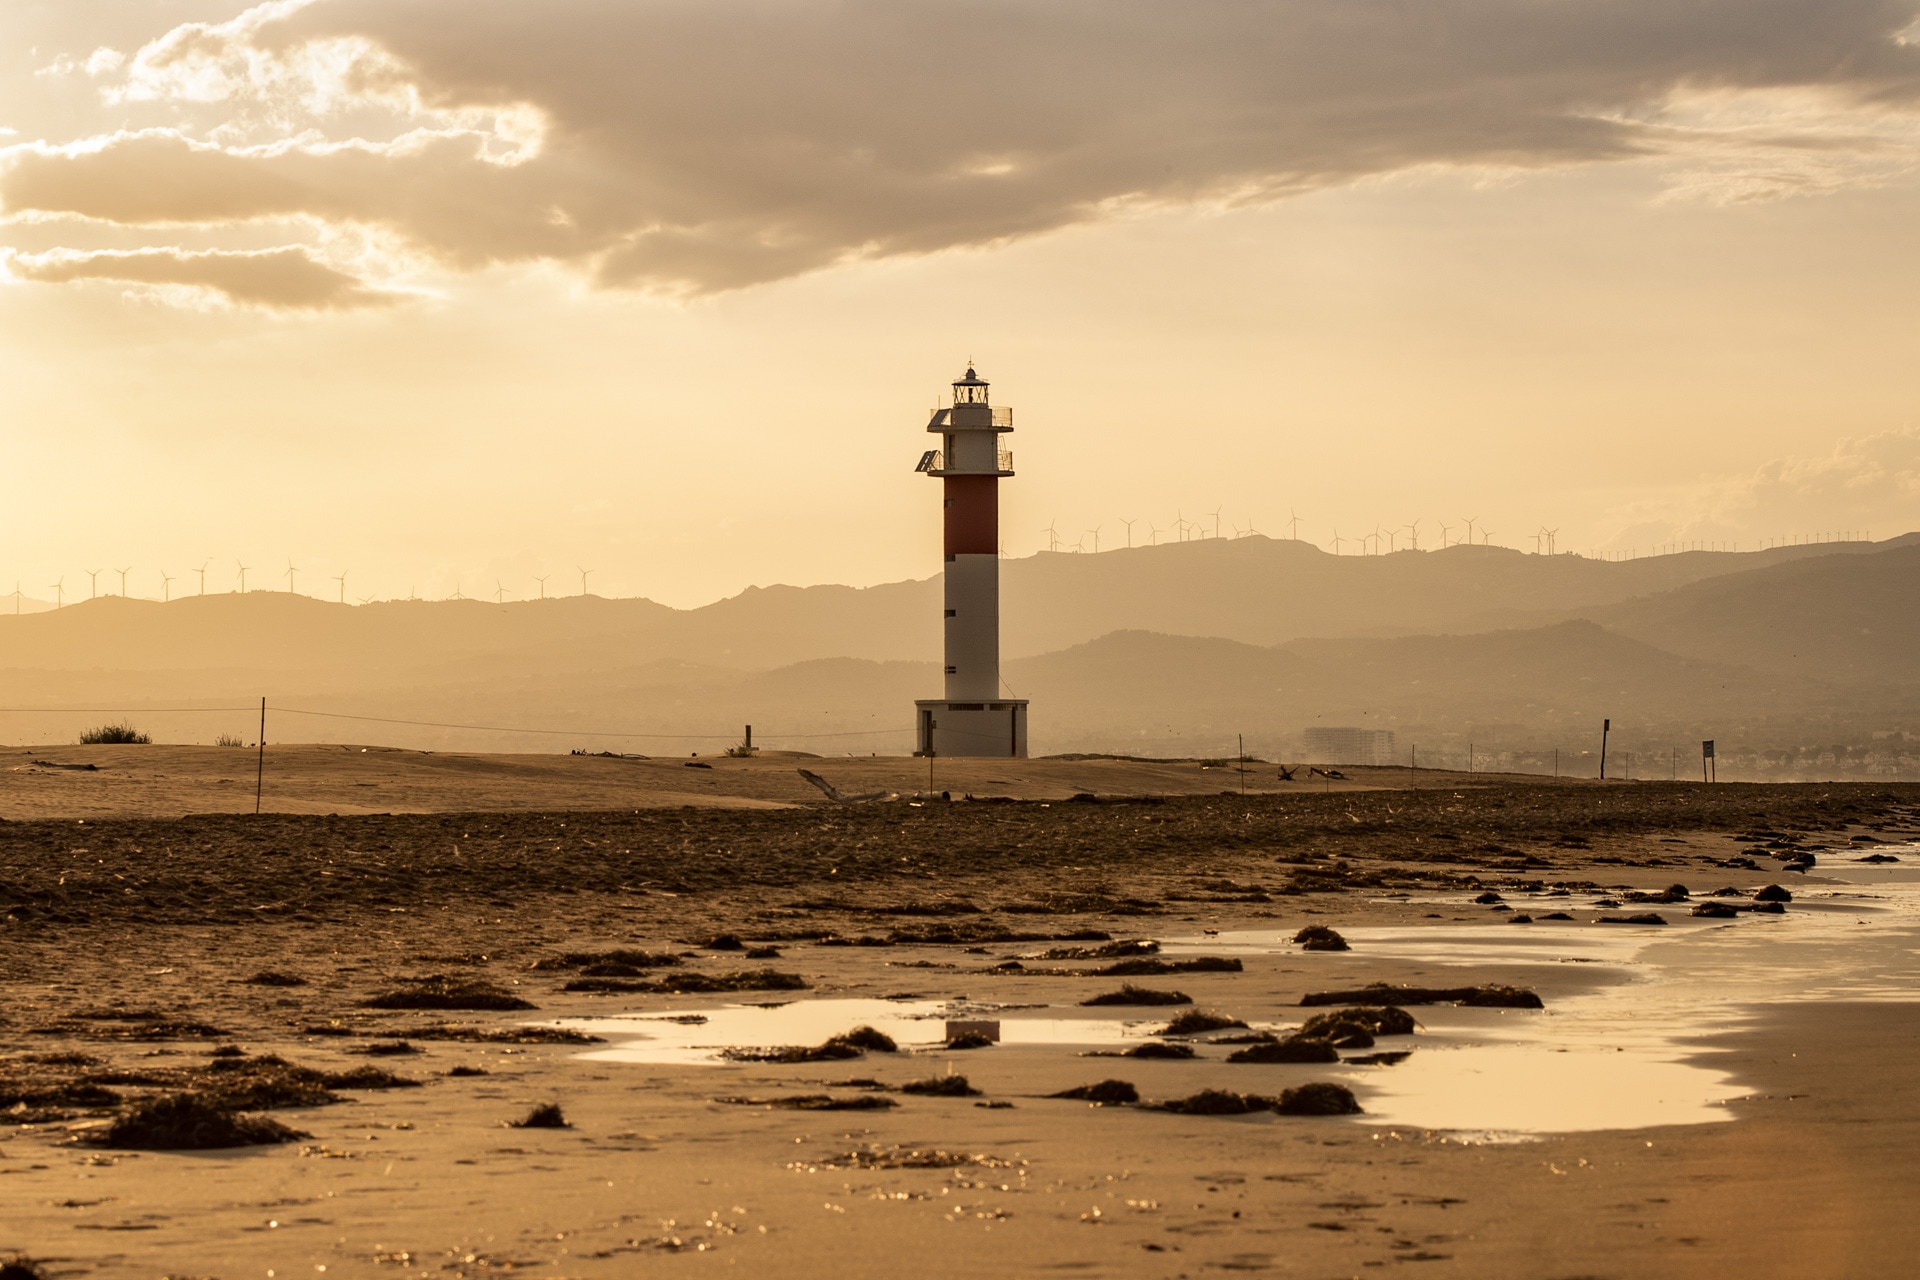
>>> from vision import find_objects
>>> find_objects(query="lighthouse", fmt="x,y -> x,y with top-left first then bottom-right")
913,365 -> 1028,757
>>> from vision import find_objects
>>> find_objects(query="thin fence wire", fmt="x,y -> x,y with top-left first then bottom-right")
0,704 -> 911,744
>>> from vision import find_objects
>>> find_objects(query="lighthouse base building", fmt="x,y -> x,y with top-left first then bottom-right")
915,699 -> 1028,758
912,365 -> 1028,758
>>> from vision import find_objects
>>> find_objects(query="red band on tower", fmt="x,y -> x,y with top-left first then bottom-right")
944,475 -> 999,555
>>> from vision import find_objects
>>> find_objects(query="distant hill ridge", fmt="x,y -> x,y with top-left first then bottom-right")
0,533 -> 1906,674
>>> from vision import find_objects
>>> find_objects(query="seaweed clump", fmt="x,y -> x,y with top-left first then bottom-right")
900,1075 -> 981,1097
1080,985 -> 1191,1007
1050,1079 -> 1139,1105
363,977 -> 536,1012
1293,926 -> 1350,952
511,1103 -> 570,1129
91,1093 -> 307,1150
1154,1010 -> 1247,1036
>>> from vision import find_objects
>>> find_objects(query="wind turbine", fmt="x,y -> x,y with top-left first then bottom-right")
236,561 -> 251,593
1287,509 -> 1303,541
115,566 -> 132,596
49,578 -> 64,608
1210,507 -> 1224,539
495,581 -> 508,604
1530,530 -> 1543,554
1406,518 -> 1422,551
1148,522 -> 1163,546
196,560 -> 210,595
1462,515 -> 1479,545
1329,527 -> 1345,555
9,581 -> 21,614
285,560 -> 298,594
333,571 -> 347,603
86,568 -> 101,599
1545,527 -> 1560,556
1385,527 -> 1399,553
1042,521 -> 1061,552
159,570 -> 174,602
1087,524 -> 1101,554
1438,522 -> 1454,548
1121,517 -> 1138,549
578,567 -> 593,597
534,574 -> 549,599
1480,527 -> 1494,547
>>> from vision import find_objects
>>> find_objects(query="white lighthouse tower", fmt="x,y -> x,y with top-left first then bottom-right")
913,366 -> 1028,757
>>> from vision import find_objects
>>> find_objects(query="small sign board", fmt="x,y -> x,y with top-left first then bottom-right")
1702,740 -> 1715,758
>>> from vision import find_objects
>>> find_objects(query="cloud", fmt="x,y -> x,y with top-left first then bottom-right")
6,0 -> 1920,297
1603,427 -> 1920,547
5,245 -> 397,309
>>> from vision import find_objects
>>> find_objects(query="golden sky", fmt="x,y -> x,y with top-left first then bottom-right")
3,0 -> 1918,607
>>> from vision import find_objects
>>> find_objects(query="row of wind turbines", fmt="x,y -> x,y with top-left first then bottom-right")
1038,509 -> 1562,556
12,562 -> 606,611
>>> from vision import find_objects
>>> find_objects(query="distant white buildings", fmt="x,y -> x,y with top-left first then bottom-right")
1304,727 -> 1397,766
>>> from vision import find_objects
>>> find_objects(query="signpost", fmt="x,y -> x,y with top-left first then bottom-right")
1702,739 -> 1716,783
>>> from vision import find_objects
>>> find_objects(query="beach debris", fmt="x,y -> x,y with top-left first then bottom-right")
1093,957 -> 1242,976
900,1075 -> 981,1097
1035,940 -> 1159,960
1087,1043 -> 1197,1060
446,1066 -> 489,1077
89,1093 -> 308,1150
1596,914 -> 1668,925
1293,926 -> 1349,951
796,769 -> 896,803
377,1024 -> 602,1044
1316,1006 -> 1415,1036
1050,1080 -> 1139,1105
1275,1082 -> 1363,1115
702,934 -> 746,951
1507,914 -> 1534,924
1691,902 -> 1740,918
1473,892 -> 1504,904
746,946 -> 784,959
510,1103 -> 570,1129
1154,1089 -> 1272,1115
1754,884 -> 1793,902
789,1144 -> 1018,1170
723,1026 -> 897,1063
244,971 -> 308,987
363,977 -> 535,1012
564,970 -> 808,994
531,949 -> 682,972
1226,1037 -> 1339,1064
1344,1051 -> 1413,1066
1541,912 -> 1575,920
717,1094 -> 897,1111
1300,984 -> 1541,1009
945,1019 -> 1001,1043
1081,985 -> 1192,1007
0,1255 -> 50,1280
1153,1010 -> 1247,1036
356,1041 -> 421,1056
946,1031 -> 996,1050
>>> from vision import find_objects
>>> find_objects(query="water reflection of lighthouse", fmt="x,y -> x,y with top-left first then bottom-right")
913,365 -> 1027,758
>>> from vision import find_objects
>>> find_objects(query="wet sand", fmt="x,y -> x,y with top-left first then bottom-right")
3,764 -> 1918,1277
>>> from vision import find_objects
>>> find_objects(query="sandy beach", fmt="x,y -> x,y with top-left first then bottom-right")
4,761 -> 1918,1278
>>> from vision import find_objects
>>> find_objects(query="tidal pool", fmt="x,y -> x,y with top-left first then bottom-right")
551,872 -> 1920,1141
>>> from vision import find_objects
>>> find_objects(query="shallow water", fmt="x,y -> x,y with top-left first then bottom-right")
566,999 -> 1154,1067
1169,873 -> 1920,1139
556,869 -> 1920,1141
